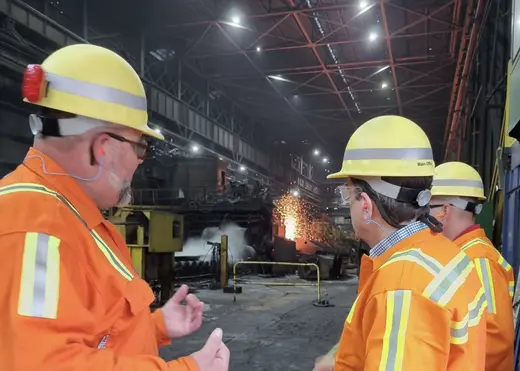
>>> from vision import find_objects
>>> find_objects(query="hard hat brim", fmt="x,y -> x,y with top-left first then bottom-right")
142,126 -> 165,141
327,171 -> 347,179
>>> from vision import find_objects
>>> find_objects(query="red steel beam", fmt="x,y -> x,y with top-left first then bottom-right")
209,54 -> 450,80
379,0 -> 402,115
162,3 -> 357,29
286,0 -> 354,125
188,29 -> 456,59
444,0 -> 484,160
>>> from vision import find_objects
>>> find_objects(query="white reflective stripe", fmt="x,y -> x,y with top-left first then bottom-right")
432,179 -> 483,188
343,147 -> 433,161
0,183 -> 134,281
46,72 -> 147,111
18,232 -> 61,319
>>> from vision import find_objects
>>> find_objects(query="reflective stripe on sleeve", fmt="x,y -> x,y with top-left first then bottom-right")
343,147 -> 433,161
431,179 -> 484,188
379,290 -> 412,371
46,72 -> 147,112
381,248 -> 443,277
498,255 -> 513,272
509,281 -> 515,298
18,232 -> 60,319
345,296 -> 358,324
422,252 -> 474,307
0,183 -> 133,281
474,258 -> 496,314
449,287 -> 487,345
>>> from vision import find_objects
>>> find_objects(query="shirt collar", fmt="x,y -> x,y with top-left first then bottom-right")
23,147 -> 104,229
369,221 -> 429,258
453,224 -> 480,241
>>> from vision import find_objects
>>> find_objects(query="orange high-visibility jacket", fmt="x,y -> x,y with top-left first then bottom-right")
454,227 -> 514,371
0,148 -> 198,371
335,229 -> 487,371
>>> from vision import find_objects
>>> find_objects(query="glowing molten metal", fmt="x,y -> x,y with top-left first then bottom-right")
274,192 -> 314,241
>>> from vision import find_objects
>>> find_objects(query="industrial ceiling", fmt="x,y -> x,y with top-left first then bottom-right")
142,0 -> 464,161
3,0 -> 467,166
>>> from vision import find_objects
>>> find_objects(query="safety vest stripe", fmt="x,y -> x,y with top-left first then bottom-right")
449,287 -> 487,344
18,232 -> 61,319
379,290 -> 411,371
423,252 -> 474,307
46,72 -> 147,112
90,230 -> 133,281
432,179 -> 483,188
345,296 -> 358,324
343,147 -> 433,161
498,255 -> 513,272
461,238 -> 492,252
0,183 -> 134,281
381,249 -> 443,276
474,258 -> 496,314
509,281 -> 515,298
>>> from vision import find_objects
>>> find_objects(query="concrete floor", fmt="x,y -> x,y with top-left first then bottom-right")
160,275 -> 358,371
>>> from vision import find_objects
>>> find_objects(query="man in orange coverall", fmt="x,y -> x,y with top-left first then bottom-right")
430,161 -> 514,371
315,116 -> 487,371
0,44 -> 229,371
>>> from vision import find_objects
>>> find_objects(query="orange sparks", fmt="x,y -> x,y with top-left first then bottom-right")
274,192 -> 315,241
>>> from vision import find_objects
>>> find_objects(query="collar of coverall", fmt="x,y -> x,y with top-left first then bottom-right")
23,147 -> 104,229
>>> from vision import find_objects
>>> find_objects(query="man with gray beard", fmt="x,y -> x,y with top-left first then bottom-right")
0,44 -> 229,371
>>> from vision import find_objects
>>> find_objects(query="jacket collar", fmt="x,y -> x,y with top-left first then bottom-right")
23,147 -> 104,229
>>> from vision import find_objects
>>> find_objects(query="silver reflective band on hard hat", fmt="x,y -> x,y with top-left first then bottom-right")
46,72 -> 147,112
432,178 -> 484,189
343,147 -> 433,161
362,177 -> 431,206
29,114 -> 111,136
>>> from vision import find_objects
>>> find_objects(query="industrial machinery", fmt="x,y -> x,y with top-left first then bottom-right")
106,206 -> 184,305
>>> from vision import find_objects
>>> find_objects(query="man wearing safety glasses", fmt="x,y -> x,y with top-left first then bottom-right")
315,116 -> 486,371
430,161 -> 514,371
0,44 -> 229,371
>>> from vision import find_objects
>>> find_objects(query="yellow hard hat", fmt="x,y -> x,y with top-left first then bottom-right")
327,115 -> 434,179
22,44 -> 164,140
431,162 -> 486,200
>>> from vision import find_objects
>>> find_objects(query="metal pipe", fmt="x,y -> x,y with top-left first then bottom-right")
233,261 -> 321,304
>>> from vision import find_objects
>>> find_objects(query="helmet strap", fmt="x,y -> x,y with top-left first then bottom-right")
29,114 -> 110,137
433,197 -> 483,215
359,177 -> 431,207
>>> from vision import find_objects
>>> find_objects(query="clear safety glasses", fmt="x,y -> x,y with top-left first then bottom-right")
337,185 -> 359,206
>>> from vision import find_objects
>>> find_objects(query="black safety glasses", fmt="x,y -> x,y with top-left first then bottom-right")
105,132 -> 150,160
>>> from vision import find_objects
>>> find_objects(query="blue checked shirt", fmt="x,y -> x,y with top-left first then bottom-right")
369,221 -> 429,258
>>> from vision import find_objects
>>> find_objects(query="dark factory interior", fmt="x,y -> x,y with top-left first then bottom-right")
1,0 -> 520,369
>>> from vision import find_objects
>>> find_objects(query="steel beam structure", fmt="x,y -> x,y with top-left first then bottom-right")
449,0 -> 509,192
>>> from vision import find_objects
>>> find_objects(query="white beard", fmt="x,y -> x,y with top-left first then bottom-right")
109,172 -> 133,207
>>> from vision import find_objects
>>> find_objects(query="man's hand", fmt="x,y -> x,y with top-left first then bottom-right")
161,284 -> 204,339
314,355 -> 334,371
191,328 -> 230,371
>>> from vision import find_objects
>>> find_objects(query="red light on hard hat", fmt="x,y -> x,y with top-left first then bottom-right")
22,64 -> 46,103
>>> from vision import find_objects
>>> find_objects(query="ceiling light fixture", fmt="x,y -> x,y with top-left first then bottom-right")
369,32 -> 377,42
313,149 -> 320,156
256,46 -> 262,52
381,82 -> 388,89
231,16 -> 240,24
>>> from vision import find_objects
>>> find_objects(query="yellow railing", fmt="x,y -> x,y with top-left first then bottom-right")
232,261 -> 321,303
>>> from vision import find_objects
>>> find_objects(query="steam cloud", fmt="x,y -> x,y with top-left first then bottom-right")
177,222 -> 256,264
